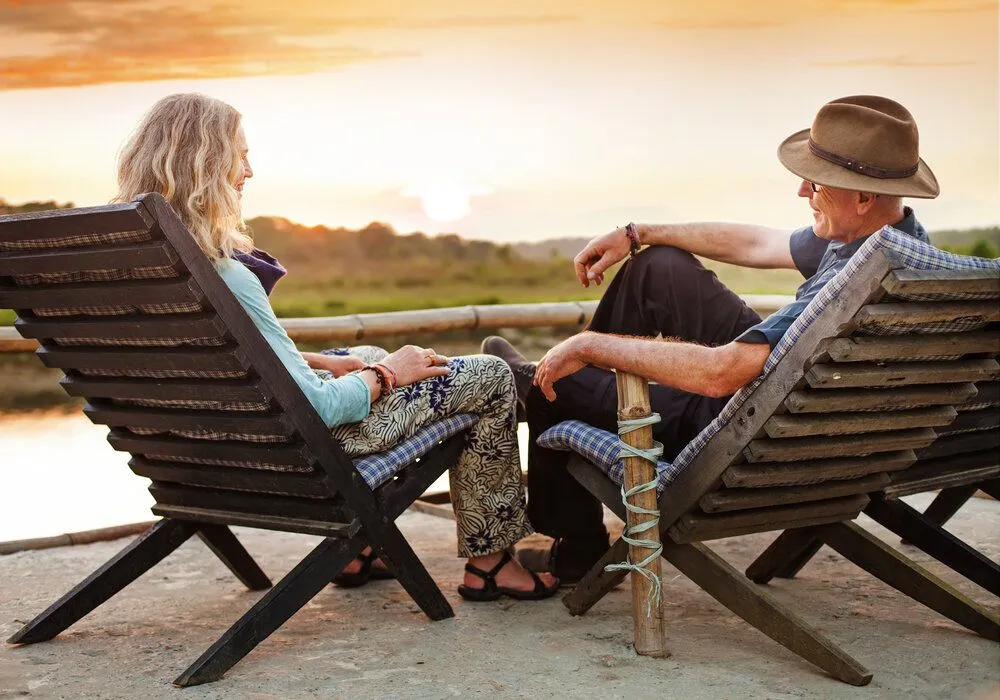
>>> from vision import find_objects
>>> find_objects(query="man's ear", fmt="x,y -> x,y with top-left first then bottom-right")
856,191 -> 879,214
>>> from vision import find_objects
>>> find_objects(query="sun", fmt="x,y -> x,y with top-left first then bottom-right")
404,182 -> 492,223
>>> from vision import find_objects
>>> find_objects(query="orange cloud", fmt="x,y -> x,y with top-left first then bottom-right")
0,1 -> 573,90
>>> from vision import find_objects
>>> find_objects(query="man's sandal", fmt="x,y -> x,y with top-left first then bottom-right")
457,550 -> 560,601
332,550 -> 395,588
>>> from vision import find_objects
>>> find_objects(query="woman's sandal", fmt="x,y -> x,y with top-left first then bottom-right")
332,550 -> 396,588
457,550 -> 560,602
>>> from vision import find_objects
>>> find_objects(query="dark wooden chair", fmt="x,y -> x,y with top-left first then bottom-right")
537,229 -> 1000,685
750,377 -> 999,596
0,193 -> 475,686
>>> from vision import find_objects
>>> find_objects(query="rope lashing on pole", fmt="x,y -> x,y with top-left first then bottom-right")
604,412 -> 664,618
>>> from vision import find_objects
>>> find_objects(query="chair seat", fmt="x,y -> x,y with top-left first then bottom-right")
353,413 -> 478,488
537,420 -> 678,491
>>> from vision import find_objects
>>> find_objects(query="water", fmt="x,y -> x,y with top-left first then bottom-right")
0,413 -> 530,542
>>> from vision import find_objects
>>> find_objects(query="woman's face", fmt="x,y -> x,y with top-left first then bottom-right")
234,125 -> 253,197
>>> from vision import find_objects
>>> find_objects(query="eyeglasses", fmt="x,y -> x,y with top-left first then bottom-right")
808,181 -> 821,193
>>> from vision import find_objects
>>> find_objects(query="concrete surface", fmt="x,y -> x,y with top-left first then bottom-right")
1,493 -> 998,699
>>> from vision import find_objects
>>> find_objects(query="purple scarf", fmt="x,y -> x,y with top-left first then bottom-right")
233,248 -> 287,296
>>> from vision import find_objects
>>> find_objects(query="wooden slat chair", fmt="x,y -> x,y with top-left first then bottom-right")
536,227 -> 1000,685
752,377 -> 999,596
0,193 -> 478,687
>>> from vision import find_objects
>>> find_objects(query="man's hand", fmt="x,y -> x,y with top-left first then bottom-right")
534,334 -> 588,401
573,227 -> 631,287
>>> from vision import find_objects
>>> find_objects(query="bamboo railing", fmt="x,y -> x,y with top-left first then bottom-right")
0,296 -> 792,352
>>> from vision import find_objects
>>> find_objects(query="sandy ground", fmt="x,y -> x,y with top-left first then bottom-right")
1,493 -> 998,700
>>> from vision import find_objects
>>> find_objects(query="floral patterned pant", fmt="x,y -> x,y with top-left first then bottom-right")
322,346 -> 533,557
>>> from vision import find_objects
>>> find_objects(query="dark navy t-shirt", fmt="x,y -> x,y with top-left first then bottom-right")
736,207 -> 929,347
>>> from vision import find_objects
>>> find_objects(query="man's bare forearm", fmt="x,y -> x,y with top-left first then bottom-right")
635,222 -> 796,269
575,332 -> 771,398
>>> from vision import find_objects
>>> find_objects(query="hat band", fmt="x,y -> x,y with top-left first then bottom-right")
808,139 -> 919,179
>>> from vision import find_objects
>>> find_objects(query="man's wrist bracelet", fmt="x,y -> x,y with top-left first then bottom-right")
625,222 -> 641,258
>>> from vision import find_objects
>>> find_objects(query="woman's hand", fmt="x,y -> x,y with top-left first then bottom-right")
301,352 -> 365,377
573,227 -> 632,287
381,345 -> 451,387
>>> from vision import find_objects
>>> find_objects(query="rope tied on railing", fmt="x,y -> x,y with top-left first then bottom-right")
605,412 -> 664,618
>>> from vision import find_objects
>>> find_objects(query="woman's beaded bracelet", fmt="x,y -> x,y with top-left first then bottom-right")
358,365 -> 391,398
374,362 -> 398,391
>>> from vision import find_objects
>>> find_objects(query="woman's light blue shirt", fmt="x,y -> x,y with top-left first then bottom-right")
215,258 -> 371,428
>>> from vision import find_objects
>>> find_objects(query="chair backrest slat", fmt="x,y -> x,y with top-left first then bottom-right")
882,268 -> 1000,296
744,428 -> 938,463
826,331 -> 999,362
61,376 -> 266,403
38,346 -> 248,374
0,241 -> 177,276
148,483 -> 349,523
699,473 -> 889,514
107,429 -> 315,470
784,383 -> 977,413
721,450 -> 916,489
83,401 -> 294,438
129,457 -> 328,498
940,408 -> 999,435
668,495 -> 869,543
0,203 -> 153,244
762,405 -> 957,439
855,300 -> 999,327
805,358 -> 999,389
17,313 -> 226,342
0,277 -> 203,310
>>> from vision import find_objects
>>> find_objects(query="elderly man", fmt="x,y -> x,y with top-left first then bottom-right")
483,95 -> 940,581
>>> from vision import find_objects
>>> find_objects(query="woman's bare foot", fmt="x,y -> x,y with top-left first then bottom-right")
463,551 -> 558,593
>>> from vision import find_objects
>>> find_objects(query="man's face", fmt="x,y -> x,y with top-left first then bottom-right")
798,180 -> 858,242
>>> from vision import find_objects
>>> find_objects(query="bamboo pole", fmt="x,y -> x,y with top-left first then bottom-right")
616,371 -> 669,658
0,521 -> 156,555
0,296 -> 791,352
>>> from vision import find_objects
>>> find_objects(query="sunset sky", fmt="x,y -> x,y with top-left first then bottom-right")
0,0 -> 996,242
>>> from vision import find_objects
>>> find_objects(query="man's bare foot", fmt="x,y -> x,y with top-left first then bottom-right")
463,551 -> 558,593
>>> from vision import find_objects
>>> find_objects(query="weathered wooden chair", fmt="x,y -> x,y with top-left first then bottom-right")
537,228 -> 1000,685
749,375 -> 999,597
0,193 -> 477,686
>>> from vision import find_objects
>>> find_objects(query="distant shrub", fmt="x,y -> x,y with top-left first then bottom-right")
970,239 -> 998,258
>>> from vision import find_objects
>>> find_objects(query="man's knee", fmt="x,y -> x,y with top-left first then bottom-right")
629,245 -> 704,279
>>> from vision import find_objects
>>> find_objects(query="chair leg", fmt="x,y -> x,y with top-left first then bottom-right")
979,479 -> 1000,502
922,484 -> 979,527
7,519 -> 197,645
197,524 -> 272,591
814,522 -> 1000,641
746,528 -> 823,584
663,541 -> 872,686
562,538 -> 629,616
371,524 -> 454,621
864,496 -> 999,596
174,536 -> 364,687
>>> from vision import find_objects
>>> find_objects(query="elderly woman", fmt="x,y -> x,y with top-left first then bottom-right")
112,93 -> 558,601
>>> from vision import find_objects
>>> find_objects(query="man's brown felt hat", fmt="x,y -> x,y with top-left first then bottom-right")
778,95 -> 939,198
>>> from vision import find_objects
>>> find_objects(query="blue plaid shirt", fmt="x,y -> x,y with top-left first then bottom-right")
737,208 -> 928,347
